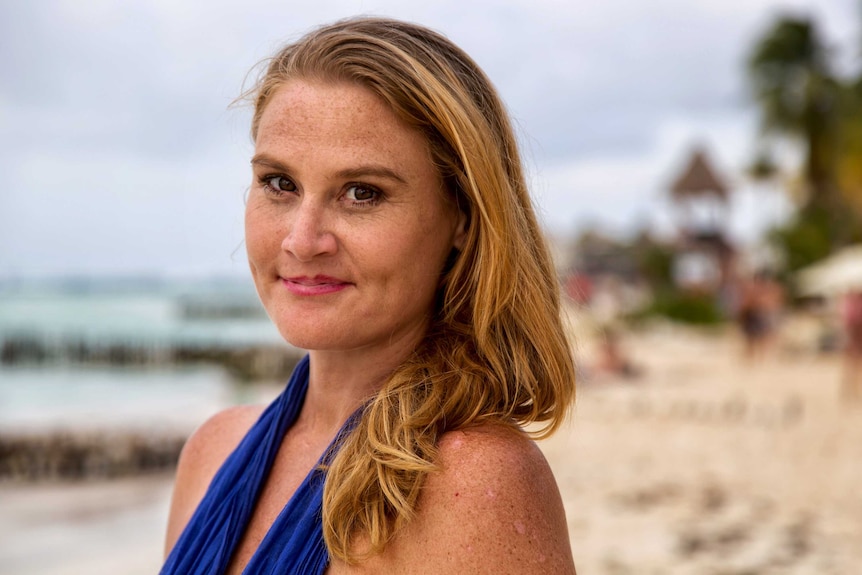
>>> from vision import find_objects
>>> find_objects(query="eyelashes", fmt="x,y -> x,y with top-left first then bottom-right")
258,174 -> 383,208
344,184 -> 382,206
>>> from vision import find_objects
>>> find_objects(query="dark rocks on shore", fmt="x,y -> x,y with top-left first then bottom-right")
0,430 -> 187,481
0,336 -> 305,482
0,333 -> 303,382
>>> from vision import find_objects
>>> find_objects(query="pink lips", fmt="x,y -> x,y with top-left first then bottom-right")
281,275 -> 351,296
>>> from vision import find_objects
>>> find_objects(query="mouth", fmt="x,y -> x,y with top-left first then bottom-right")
280,275 -> 352,296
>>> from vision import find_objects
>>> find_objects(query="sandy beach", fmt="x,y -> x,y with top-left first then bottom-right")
1,322 -> 860,574
551,321 -> 862,574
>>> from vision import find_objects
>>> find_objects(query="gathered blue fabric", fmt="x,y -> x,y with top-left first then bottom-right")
161,355 -> 353,575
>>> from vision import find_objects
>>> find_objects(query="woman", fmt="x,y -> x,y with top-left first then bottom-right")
162,17 -> 577,574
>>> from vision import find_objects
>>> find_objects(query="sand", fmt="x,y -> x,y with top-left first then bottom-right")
548,321 -> 862,574
1,322 -> 860,574
0,474 -> 173,575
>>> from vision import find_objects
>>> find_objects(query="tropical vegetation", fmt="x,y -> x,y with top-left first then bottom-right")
747,14 -> 862,273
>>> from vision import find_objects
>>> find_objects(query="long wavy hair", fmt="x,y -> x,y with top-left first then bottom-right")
246,17 -> 576,563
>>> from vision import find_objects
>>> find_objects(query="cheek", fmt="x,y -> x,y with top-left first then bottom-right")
386,219 -> 454,290
244,201 -> 282,263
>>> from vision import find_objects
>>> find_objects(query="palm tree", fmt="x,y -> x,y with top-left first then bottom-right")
747,16 -> 839,208
747,16 -> 861,270
835,78 -> 862,217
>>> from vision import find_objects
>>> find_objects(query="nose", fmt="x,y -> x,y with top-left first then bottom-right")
281,200 -> 337,261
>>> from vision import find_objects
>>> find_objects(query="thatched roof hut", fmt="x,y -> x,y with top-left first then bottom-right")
670,148 -> 728,201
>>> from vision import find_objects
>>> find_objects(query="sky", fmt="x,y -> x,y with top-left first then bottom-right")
0,0 -> 858,278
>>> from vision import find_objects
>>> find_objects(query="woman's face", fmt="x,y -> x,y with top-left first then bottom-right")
246,80 -> 465,356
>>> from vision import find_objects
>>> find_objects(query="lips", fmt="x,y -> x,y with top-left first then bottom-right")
280,275 -> 352,296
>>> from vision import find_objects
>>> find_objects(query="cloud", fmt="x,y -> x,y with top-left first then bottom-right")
0,0 -> 856,276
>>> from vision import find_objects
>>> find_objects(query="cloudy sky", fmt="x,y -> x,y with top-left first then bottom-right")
1,0 -> 857,278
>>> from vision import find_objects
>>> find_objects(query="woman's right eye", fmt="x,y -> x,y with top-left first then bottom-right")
264,176 -> 297,193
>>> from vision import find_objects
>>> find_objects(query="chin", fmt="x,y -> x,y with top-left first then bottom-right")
273,321 -> 345,352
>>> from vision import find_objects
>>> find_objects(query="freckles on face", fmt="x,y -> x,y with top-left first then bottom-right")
244,79 -> 464,354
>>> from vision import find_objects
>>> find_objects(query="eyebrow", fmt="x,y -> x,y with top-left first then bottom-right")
251,153 -> 408,185
251,154 -> 290,172
335,166 -> 408,185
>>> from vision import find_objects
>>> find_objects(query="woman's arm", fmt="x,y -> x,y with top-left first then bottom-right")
163,404 -> 265,558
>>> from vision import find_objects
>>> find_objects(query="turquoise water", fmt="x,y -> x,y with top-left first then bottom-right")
0,279 -> 287,431
0,280 -> 290,575
0,280 -> 282,347
0,364 -> 235,431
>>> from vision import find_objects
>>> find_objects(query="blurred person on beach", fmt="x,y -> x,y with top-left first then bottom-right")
842,289 -> 862,400
736,269 -> 785,361
594,324 -> 641,381
579,277 -> 642,381
160,17 -> 577,575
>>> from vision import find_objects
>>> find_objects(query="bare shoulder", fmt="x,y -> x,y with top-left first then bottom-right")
434,422 -> 556,490
362,423 -> 575,574
163,403 -> 266,557
175,404 -> 266,477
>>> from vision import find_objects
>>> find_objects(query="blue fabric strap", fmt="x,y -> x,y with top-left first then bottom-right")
161,355 -> 345,575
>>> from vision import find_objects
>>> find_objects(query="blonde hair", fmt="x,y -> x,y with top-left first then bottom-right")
247,17 -> 575,563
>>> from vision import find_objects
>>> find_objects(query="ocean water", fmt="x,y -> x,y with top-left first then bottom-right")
0,278 -> 288,431
0,364 -> 235,432
0,280 -> 283,347
0,279 -> 293,575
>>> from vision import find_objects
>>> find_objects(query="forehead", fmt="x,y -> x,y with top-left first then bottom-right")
255,80 -> 428,161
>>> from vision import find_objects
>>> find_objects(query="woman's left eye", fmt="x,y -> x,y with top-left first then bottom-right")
345,185 -> 380,204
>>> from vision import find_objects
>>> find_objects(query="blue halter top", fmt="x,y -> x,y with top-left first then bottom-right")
161,355 -> 351,575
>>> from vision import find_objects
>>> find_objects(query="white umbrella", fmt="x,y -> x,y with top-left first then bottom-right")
796,245 -> 862,296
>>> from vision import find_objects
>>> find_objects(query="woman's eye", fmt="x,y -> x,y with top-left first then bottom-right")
345,185 -> 378,203
266,176 -> 296,192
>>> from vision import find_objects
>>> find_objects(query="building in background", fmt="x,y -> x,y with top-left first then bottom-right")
668,146 -> 736,295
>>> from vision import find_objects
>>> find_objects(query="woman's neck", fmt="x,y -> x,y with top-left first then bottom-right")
297,330 -> 424,437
